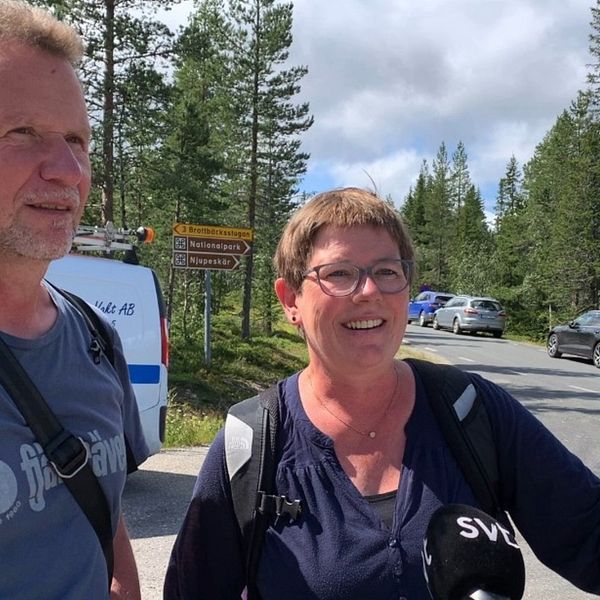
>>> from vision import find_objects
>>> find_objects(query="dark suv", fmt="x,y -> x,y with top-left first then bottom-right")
407,290 -> 454,327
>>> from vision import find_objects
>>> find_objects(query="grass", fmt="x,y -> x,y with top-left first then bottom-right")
165,397 -> 223,447
164,317 -> 444,447
164,313 -> 308,447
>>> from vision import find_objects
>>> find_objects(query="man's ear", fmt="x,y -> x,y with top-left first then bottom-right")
275,278 -> 301,326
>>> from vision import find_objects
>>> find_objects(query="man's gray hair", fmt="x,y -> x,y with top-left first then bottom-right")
0,0 -> 83,66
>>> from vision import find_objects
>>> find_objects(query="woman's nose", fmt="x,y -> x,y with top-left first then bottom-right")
353,270 -> 382,299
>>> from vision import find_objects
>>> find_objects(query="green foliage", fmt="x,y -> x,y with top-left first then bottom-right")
164,303 -> 307,445
35,0 -> 179,225
32,1 -> 600,367
165,396 -> 224,447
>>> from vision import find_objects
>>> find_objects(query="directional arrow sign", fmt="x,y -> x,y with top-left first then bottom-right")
173,236 -> 251,256
173,252 -> 240,271
172,223 -> 253,241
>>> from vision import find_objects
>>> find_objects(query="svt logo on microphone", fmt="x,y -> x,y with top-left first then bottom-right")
456,515 -> 520,548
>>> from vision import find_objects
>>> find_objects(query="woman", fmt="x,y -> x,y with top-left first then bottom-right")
164,188 -> 600,599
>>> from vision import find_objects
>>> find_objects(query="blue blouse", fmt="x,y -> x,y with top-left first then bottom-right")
165,364 -> 600,599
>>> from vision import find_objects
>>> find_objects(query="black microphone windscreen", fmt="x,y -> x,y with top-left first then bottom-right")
422,504 -> 525,600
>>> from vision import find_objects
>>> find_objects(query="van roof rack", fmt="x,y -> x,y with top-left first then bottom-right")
73,222 -> 154,254
72,222 -> 155,265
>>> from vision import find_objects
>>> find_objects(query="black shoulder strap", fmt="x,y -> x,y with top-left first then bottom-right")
46,282 -> 138,474
226,384 -> 301,600
405,358 -> 502,518
0,337 -> 114,589
46,282 -> 114,366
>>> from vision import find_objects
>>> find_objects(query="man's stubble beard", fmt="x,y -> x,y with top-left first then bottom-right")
0,187 -> 83,261
0,217 -> 77,260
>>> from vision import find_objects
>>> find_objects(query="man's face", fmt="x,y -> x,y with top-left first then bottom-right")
0,42 -> 91,262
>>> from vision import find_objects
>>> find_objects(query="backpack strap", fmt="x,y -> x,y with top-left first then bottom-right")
46,282 -> 138,474
225,384 -> 301,599
405,358 -> 503,518
0,336 -> 114,589
45,282 -> 114,366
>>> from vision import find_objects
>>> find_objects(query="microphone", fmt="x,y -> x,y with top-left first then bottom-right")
422,504 -> 525,600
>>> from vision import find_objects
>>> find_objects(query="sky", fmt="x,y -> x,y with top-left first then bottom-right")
160,0 -> 595,215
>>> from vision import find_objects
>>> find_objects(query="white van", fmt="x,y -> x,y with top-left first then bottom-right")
45,227 -> 169,455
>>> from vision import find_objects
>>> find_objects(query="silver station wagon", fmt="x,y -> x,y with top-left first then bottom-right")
432,295 -> 507,338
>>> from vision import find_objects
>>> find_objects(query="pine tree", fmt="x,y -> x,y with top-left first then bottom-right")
153,0 -> 233,331
224,0 -> 313,339
449,185 -> 492,295
33,0 -> 179,225
587,0 -> 600,116
450,141 -> 472,214
495,156 -> 523,225
420,142 -> 453,289
401,160 -> 430,246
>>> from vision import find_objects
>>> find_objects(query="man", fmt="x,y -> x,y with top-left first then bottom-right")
0,1 -> 148,598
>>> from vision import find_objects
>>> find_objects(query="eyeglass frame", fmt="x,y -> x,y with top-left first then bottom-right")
302,259 -> 413,297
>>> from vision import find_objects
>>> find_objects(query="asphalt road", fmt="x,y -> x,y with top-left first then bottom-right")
403,324 -> 600,474
123,326 -> 600,599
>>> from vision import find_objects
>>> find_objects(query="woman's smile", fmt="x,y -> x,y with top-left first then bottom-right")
342,318 -> 385,330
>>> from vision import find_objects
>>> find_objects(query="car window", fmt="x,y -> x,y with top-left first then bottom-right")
415,292 -> 428,302
446,297 -> 465,307
472,300 -> 501,311
434,295 -> 453,303
590,314 -> 600,327
577,312 -> 598,326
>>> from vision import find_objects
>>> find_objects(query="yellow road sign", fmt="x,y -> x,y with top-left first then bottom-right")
172,223 -> 253,241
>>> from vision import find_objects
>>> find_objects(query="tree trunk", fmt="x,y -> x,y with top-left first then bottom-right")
101,0 -> 115,224
241,2 -> 261,340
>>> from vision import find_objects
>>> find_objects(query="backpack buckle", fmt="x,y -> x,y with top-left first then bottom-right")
46,431 -> 90,479
89,337 -> 104,364
257,492 -> 302,522
274,495 -> 302,522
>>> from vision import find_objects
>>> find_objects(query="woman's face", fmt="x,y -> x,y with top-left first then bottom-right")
277,224 -> 410,375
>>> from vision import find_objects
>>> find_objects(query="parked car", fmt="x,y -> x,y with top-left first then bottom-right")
547,310 -> 600,368
407,290 -> 454,327
432,295 -> 506,337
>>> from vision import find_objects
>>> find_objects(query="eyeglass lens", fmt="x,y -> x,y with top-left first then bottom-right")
314,260 -> 411,296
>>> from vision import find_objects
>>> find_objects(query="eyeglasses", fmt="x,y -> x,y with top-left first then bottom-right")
303,259 -> 413,297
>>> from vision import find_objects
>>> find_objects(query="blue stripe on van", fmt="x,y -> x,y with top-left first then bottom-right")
128,364 -> 160,384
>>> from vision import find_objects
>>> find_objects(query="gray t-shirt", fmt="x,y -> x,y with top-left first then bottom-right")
0,286 -> 149,599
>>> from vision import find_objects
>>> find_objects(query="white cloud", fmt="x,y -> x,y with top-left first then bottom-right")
326,149 -> 424,205
288,0 -> 593,209
166,0 -> 595,212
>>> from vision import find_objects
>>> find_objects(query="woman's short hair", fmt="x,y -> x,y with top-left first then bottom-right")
0,0 -> 83,67
274,187 -> 415,292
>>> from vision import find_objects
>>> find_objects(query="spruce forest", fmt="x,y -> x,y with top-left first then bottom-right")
34,0 -> 600,355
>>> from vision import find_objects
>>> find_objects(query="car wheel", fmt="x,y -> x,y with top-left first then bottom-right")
547,333 -> 562,358
452,319 -> 462,335
419,312 -> 428,327
593,343 -> 600,369
492,331 -> 502,339
432,316 -> 440,330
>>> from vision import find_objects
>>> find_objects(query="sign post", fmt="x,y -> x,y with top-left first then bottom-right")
172,223 -> 254,367
204,270 -> 211,368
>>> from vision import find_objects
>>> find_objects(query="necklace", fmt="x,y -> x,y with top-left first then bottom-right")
308,365 -> 399,439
